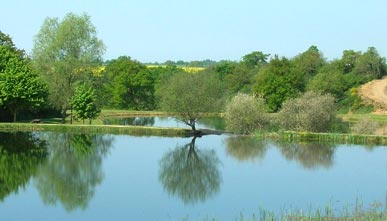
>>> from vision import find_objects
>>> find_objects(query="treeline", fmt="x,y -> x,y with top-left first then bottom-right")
0,13 -> 386,123
145,59 -> 219,68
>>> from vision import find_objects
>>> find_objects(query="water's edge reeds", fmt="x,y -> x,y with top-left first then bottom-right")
278,131 -> 387,145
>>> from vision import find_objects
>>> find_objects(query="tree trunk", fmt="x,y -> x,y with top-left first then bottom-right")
61,109 -> 66,124
13,111 -> 17,122
70,105 -> 73,124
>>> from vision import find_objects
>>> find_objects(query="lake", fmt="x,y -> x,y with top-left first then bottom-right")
0,130 -> 386,221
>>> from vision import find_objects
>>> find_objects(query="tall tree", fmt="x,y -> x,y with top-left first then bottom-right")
104,56 -> 156,110
254,56 -> 303,112
32,13 -> 105,123
0,31 -> 48,122
353,47 -> 387,80
293,45 -> 326,85
242,51 -> 270,69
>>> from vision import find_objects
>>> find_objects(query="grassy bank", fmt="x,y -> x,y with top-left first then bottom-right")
339,113 -> 387,123
0,123 -> 191,137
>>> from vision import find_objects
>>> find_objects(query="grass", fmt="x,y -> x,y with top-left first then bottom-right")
175,199 -> 387,221
339,113 -> 387,123
277,131 -> 387,145
0,123 -> 191,137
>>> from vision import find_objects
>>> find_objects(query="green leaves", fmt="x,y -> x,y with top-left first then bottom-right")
104,56 -> 156,110
32,13 -> 105,122
0,31 -> 48,122
158,72 -> 225,130
71,84 -> 100,124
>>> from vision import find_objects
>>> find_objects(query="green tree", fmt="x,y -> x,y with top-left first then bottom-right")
32,13 -> 105,123
104,56 -> 155,110
242,51 -> 270,69
293,45 -> 325,83
158,72 -> 225,133
209,60 -> 258,94
278,91 -> 336,132
306,67 -> 347,100
339,50 -> 362,74
0,31 -> 48,122
225,93 -> 268,134
353,47 -> 387,80
71,83 -> 100,124
159,137 -> 221,205
254,56 -> 303,111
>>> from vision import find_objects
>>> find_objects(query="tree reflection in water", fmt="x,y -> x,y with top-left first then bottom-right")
276,142 -> 334,169
225,136 -> 268,162
0,132 -> 47,201
159,137 -> 221,205
34,133 -> 113,211
225,136 -> 335,169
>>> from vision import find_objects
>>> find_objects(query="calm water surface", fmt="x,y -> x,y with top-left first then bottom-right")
0,131 -> 386,221
103,116 -> 226,130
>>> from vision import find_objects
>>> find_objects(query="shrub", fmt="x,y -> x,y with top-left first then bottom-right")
351,118 -> 379,135
278,91 -> 336,132
225,93 -> 268,134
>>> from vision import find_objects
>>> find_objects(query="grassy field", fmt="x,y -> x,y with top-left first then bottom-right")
339,113 -> 387,123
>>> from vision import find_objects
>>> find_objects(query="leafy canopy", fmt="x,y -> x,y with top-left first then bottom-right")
71,83 -> 100,124
32,13 -> 105,122
0,31 -> 48,122
158,72 -> 225,131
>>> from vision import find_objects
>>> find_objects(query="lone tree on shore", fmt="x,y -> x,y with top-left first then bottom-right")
158,72 -> 224,134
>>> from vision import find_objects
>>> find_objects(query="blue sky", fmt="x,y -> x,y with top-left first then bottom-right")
1,0 -> 386,62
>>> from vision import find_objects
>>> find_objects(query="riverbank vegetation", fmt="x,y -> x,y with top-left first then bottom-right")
1,12 -> 387,139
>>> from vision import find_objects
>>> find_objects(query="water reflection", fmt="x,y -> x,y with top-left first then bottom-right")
103,116 -> 225,130
159,137 -> 221,205
276,142 -> 335,169
225,136 -> 268,162
225,136 -> 335,169
34,133 -> 113,211
103,117 -> 155,126
0,132 -> 47,201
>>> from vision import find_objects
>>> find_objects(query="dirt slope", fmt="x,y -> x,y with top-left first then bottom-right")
359,78 -> 387,112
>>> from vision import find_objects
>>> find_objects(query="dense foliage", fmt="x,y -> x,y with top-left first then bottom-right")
225,93 -> 268,134
32,13 -> 105,123
0,31 -> 48,122
103,56 -> 156,110
158,72 -> 225,131
2,12 -> 387,127
71,84 -> 100,124
278,92 -> 336,132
